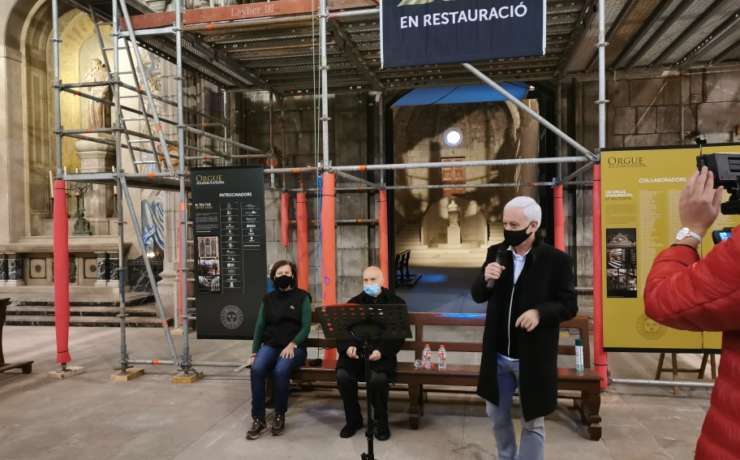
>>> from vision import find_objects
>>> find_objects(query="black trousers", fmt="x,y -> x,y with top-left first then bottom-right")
336,366 -> 390,428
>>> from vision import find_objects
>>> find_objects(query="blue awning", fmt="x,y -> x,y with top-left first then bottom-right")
392,83 -> 529,108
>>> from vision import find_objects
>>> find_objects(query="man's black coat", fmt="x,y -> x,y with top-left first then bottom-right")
471,240 -> 578,421
336,289 -> 406,379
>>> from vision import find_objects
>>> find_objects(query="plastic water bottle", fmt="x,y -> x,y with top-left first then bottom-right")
437,345 -> 447,370
422,344 -> 433,369
575,338 -> 584,373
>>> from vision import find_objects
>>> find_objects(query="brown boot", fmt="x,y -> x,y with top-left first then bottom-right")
271,413 -> 285,436
246,417 -> 267,440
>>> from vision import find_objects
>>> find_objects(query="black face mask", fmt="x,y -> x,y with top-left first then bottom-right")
504,227 -> 532,247
274,275 -> 294,290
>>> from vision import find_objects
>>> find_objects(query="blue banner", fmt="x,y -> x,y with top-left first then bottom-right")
381,0 -> 546,68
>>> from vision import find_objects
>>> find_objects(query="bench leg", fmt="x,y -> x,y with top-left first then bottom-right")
408,384 -> 423,430
575,390 -> 602,441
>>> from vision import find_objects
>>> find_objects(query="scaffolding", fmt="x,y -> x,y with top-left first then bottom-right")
51,0 -> 615,382
53,0 -> 269,377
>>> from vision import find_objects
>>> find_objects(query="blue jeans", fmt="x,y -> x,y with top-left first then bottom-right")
250,344 -> 307,418
486,353 -> 545,460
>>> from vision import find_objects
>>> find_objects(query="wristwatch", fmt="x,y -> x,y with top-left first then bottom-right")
675,227 -> 702,242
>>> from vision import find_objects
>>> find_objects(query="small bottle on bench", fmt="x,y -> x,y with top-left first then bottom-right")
437,345 -> 447,370
575,338 -> 584,373
423,344 -> 433,369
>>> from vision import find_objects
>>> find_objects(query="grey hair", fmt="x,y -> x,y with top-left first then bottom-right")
504,196 -> 542,230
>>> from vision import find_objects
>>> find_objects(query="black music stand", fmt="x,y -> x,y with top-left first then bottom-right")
317,303 -> 411,460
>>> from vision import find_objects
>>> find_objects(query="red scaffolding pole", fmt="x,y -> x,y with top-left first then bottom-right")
320,173 -> 337,367
592,164 -> 608,389
296,192 -> 310,291
553,183 -> 565,251
280,192 -> 290,248
378,189 -> 389,288
53,180 -> 71,365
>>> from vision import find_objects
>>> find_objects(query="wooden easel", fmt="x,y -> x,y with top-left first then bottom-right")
655,352 -> 716,394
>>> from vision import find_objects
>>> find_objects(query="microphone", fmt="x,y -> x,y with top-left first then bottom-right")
486,247 -> 507,288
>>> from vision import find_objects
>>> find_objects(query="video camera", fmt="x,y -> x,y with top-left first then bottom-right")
696,152 -> 740,215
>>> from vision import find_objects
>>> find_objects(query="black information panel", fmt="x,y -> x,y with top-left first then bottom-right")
191,167 -> 266,339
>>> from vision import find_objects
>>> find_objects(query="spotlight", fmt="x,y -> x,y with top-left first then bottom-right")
443,128 -> 462,148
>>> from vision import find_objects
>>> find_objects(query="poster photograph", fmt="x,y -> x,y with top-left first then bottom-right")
606,228 -> 637,298
197,236 -> 221,293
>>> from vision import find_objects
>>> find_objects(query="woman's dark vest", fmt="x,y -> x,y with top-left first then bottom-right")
262,288 -> 309,348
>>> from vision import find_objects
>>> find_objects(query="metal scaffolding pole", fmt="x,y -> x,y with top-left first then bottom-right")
593,0 -> 609,389
319,0 -> 330,167
120,175 -> 180,365
334,170 -> 379,189
386,181 -> 556,191
112,0 -> 130,375
117,0 -> 175,170
52,0 -> 62,178
610,378 -> 713,389
129,359 -> 248,369
184,125 -> 264,155
463,63 -> 597,162
175,0 -> 196,377
332,156 -> 589,173
597,0 -> 608,153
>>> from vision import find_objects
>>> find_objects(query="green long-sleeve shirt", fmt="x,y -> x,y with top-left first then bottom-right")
251,295 -> 312,354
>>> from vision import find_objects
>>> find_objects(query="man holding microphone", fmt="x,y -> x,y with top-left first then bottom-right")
471,196 -> 578,460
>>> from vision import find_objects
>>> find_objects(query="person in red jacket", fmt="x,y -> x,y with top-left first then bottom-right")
645,166 -> 740,460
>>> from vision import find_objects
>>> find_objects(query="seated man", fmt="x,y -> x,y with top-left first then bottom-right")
336,266 -> 406,441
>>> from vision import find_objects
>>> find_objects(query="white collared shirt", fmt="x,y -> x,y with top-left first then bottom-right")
508,246 -> 530,284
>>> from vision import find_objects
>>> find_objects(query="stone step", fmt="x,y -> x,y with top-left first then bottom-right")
13,293 -> 154,308
6,305 -> 158,318
4,315 -> 171,328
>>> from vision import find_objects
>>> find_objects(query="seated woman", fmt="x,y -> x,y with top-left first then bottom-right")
247,260 -> 311,440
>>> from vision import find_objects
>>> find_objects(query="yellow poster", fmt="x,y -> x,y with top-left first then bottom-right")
601,145 -> 740,351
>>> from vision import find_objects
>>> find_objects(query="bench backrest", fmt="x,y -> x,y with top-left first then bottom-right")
305,311 -> 592,369
394,250 -> 411,277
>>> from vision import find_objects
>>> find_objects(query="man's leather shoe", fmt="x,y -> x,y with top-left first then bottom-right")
374,426 -> 391,441
340,421 -> 363,438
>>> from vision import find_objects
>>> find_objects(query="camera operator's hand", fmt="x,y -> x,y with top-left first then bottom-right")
680,167 -> 724,239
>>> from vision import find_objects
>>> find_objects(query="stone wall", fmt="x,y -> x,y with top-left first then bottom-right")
565,67 -> 740,289
244,92 -> 377,303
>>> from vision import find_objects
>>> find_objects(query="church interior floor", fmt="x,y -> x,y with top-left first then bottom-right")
0,324 -> 711,460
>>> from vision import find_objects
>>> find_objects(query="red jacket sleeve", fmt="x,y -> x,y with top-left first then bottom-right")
644,225 -> 740,332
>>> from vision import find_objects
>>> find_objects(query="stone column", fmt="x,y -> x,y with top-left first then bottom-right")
6,253 -> 24,286
75,135 -> 114,235
158,192 -> 179,324
446,200 -> 462,247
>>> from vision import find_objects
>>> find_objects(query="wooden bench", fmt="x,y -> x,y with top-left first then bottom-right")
292,312 -> 602,440
394,250 -> 422,287
0,298 -> 33,375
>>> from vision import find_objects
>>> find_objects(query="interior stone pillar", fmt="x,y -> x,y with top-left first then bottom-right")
75,135 -> 114,235
446,200 -> 462,247
157,192 -> 179,323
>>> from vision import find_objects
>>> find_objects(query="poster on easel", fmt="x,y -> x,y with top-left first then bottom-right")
601,144 -> 740,352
